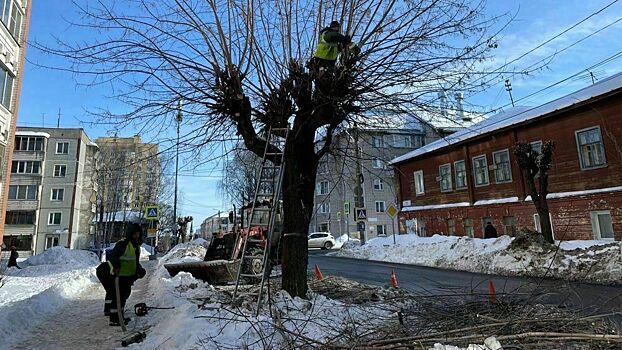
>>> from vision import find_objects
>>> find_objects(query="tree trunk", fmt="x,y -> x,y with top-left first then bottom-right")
280,130 -> 318,298
535,199 -> 554,244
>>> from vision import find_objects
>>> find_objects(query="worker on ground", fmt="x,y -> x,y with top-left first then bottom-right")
96,223 -> 146,326
311,21 -> 358,75
484,222 -> 498,239
7,246 -> 20,269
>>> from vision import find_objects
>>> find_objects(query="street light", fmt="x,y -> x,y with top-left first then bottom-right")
173,99 -> 182,245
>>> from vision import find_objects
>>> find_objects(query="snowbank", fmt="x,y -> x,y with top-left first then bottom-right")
133,239 -> 397,349
333,234 -> 361,249
0,247 -> 99,348
22,246 -> 98,268
332,234 -> 622,284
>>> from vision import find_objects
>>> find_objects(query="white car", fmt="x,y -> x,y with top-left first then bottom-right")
308,232 -> 336,250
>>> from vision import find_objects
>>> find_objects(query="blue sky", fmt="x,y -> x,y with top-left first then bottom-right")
17,0 -> 622,225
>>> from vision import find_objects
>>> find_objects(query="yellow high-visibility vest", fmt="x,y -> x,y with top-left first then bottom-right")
314,32 -> 339,61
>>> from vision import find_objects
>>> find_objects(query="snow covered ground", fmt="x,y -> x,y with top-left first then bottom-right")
332,234 -> 622,284
0,247 -> 100,348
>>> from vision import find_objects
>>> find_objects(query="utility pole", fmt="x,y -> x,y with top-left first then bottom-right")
57,108 -> 61,128
173,99 -> 182,245
353,127 -> 365,244
504,79 -> 515,107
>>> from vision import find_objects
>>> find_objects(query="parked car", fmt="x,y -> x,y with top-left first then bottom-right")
308,232 -> 336,250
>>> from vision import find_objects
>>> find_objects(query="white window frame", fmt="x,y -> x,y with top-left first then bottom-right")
372,158 -> 385,169
8,184 -> 37,200
375,201 -> 386,213
317,180 -> 329,195
318,161 -> 329,174
446,218 -> 456,236
464,218 -> 474,238
454,160 -> 467,189
533,213 -> 555,240
492,149 -> 512,183
54,164 -> 67,177
414,170 -> 425,195
590,210 -> 615,240
373,178 -> 384,191
376,225 -> 386,236
371,135 -> 385,148
575,126 -> 607,170
51,188 -> 65,201
56,142 -> 69,155
530,140 -> 542,154
48,212 -> 62,226
472,155 -> 489,187
45,235 -> 60,250
439,163 -> 452,192
317,202 -> 330,214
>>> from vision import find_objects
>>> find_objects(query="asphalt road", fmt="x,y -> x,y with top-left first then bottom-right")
308,250 -> 622,314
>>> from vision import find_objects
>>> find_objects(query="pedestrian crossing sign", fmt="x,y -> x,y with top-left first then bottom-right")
355,208 -> 367,221
145,205 -> 160,220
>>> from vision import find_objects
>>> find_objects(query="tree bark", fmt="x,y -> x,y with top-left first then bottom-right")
280,128 -> 318,298
535,199 -> 554,243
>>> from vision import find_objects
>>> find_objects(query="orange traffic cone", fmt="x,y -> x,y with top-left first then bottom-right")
488,280 -> 496,304
390,270 -> 398,288
314,264 -> 324,281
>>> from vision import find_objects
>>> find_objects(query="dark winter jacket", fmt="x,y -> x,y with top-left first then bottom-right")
107,225 -> 145,279
320,28 -> 351,45
484,224 -> 498,239
7,249 -> 18,267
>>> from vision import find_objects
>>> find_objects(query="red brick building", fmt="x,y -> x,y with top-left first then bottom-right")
392,73 -> 622,241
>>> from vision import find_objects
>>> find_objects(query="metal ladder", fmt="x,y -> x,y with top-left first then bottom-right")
232,126 -> 288,313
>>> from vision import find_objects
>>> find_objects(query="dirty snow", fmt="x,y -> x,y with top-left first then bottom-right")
430,336 -> 502,350
131,239 -> 403,349
333,234 -> 361,249
0,247 -> 100,348
333,234 -> 622,284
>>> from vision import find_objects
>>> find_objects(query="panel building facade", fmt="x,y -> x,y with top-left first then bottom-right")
4,127 -> 99,256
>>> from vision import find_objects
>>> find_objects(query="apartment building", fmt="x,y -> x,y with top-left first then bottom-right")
94,135 -> 160,212
4,127 -> 99,256
310,121 -> 441,242
392,72 -> 622,241
0,0 -> 30,250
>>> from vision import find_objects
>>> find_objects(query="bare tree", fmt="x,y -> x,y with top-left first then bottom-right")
219,147 -> 262,207
513,141 -> 556,244
42,0 -> 505,297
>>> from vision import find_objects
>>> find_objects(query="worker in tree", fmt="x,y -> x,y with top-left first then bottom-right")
96,223 -> 146,326
310,21 -> 359,75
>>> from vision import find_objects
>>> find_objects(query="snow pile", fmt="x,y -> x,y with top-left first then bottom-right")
159,240 -> 206,265
333,234 -> 622,284
333,234 -> 361,249
22,246 -> 98,268
0,248 -> 99,348
133,239 -> 396,349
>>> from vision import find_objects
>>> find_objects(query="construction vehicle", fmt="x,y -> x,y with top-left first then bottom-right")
164,126 -> 287,291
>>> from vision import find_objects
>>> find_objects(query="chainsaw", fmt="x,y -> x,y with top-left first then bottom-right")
134,302 -> 175,317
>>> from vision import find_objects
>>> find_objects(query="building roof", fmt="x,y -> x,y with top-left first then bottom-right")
391,72 -> 622,164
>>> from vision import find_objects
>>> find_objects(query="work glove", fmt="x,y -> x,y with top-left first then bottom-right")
136,266 -> 146,279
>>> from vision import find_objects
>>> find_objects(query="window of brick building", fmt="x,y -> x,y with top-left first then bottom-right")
373,178 -> 384,191
454,160 -> 467,189
376,225 -> 386,236
464,219 -> 474,238
447,219 -> 456,236
472,155 -> 489,186
439,164 -> 452,192
503,216 -> 516,236
575,126 -> 606,169
493,149 -> 512,183
414,170 -> 425,195
375,201 -> 386,213
590,211 -> 614,240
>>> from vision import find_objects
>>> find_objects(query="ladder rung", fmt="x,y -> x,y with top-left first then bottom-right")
247,239 -> 264,243
259,178 -> 276,182
265,152 -> 283,156
240,273 -> 263,278
258,193 -> 274,196
243,255 -> 264,260
263,166 -> 281,170
253,207 -> 271,211
250,222 -> 269,226
271,128 -> 289,132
